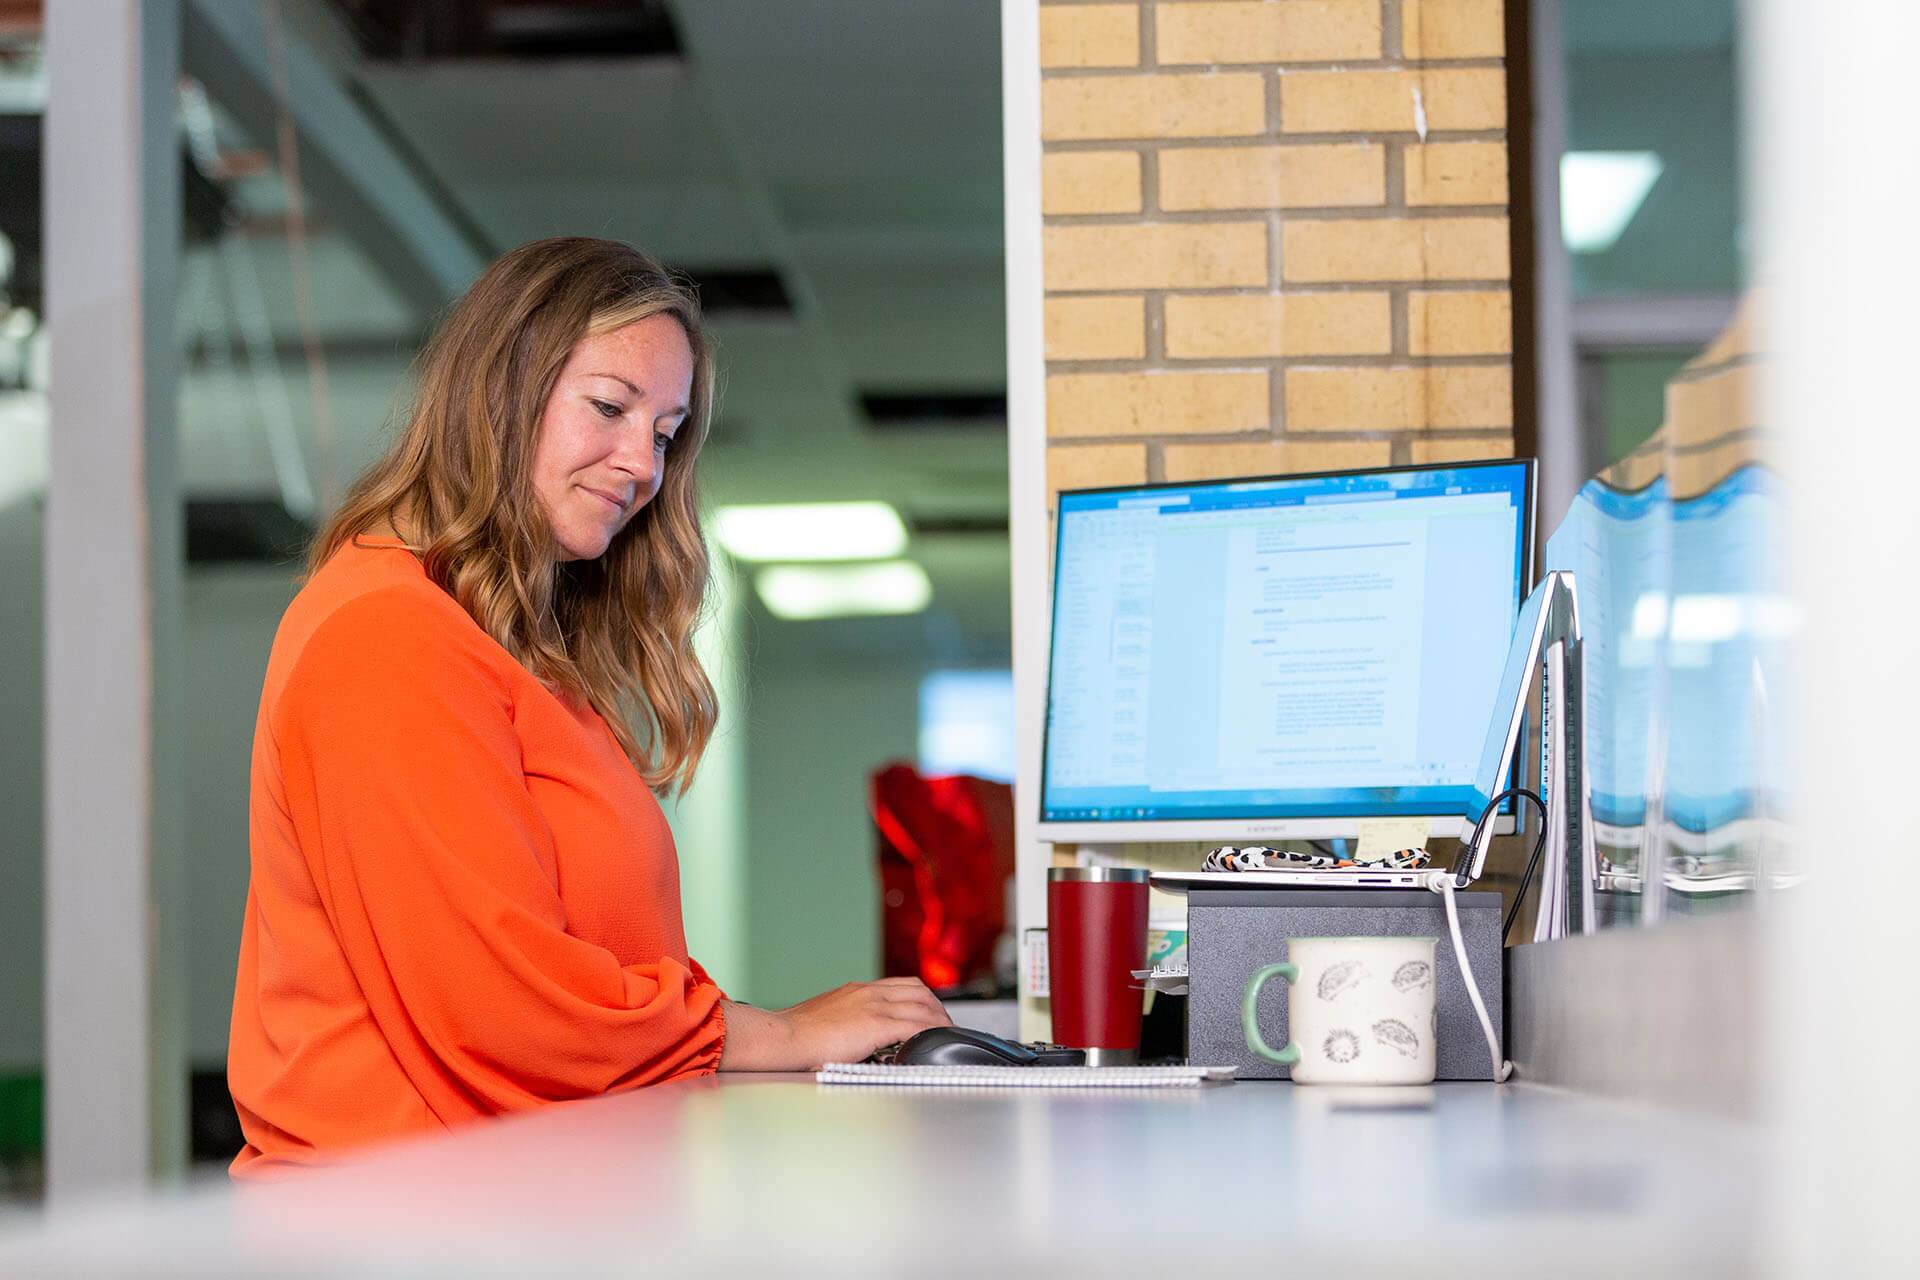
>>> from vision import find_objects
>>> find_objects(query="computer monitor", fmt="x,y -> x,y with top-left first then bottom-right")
1037,459 -> 1535,844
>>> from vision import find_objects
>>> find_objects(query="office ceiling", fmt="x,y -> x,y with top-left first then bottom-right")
1564,0 -> 1736,55
3,0 -> 1744,663
169,0 -> 1011,664
1562,0 -> 1743,297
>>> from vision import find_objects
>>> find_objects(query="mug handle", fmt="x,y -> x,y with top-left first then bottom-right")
1242,962 -> 1302,1066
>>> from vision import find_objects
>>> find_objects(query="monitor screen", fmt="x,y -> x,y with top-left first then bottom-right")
1040,460 -> 1532,832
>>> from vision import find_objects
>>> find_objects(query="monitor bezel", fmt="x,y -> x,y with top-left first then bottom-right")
1035,456 -> 1537,846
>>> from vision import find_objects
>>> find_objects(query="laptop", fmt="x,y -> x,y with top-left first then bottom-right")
1151,577 -> 1553,894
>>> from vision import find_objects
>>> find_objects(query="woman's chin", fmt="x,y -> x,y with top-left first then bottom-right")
555,530 -> 613,562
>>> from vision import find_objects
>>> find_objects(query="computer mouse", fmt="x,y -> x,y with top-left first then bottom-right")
894,1025 -> 1038,1066
892,1025 -> 1084,1067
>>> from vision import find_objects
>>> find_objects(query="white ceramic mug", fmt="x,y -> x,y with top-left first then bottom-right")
1242,936 -> 1440,1085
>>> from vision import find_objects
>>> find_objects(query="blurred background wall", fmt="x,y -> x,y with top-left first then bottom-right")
1,0 -> 1018,1180
0,0 -> 1756,1189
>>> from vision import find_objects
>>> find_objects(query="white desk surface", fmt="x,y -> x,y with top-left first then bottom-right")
0,1076 -> 1756,1277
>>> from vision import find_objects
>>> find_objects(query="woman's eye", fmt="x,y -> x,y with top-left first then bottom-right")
654,432 -> 672,452
591,399 -> 622,420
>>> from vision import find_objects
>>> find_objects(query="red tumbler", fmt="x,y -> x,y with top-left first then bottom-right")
1047,867 -> 1150,1065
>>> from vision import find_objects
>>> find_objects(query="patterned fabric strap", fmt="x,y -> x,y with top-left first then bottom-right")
1200,845 -> 1431,872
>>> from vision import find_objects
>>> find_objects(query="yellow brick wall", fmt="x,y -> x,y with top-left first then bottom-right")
1039,0 -> 1515,501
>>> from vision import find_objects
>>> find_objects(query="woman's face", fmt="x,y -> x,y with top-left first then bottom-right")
531,312 -> 695,562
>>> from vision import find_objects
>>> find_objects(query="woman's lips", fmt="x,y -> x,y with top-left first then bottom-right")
582,486 -> 626,514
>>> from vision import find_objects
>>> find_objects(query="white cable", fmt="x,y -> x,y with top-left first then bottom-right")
1427,872 -> 1513,1082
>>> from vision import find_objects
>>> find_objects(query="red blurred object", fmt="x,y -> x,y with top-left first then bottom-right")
870,762 -> 1015,993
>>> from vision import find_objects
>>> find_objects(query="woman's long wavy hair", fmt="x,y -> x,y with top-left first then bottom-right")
310,237 -> 719,794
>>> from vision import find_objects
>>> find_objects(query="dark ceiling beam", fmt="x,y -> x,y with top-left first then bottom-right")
182,0 -> 488,315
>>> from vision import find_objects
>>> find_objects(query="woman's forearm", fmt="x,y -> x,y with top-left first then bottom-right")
716,980 -> 951,1072
716,1002 -> 801,1071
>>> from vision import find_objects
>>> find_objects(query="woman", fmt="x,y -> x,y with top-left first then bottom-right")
228,237 -> 949,1175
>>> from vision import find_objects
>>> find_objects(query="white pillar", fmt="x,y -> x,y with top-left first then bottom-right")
1753,0 -> 1920,1270
1000,0 -> 1050,1042
43,0 -> 187,1195
1526,0 -> 1585,533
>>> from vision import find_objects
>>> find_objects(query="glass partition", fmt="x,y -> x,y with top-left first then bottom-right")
1539,1 -> 1778,931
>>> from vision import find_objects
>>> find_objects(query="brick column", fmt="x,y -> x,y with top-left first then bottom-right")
1038,0 -> 1514,502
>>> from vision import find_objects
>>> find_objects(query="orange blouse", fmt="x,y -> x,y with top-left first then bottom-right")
228,538 -> 726,1176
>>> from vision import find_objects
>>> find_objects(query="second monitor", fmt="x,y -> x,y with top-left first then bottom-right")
1039,459 -> 1534,845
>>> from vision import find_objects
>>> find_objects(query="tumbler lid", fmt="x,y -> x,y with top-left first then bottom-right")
1047,866 -> 1150,883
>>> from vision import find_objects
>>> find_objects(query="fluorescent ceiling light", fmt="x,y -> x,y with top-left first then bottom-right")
1560,151 -> 1664,253
754,561 -> 931,620
712,501 -> 907,562
0,391 -> 49,511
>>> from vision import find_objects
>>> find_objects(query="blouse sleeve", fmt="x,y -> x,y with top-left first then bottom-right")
273,586 -> 726,1116
687,955 -> 729,1002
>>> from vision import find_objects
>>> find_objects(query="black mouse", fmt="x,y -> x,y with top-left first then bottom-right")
890,1025 -> 1085,1067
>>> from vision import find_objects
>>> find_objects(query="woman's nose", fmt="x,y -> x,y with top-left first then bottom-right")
611,430 -> 656,481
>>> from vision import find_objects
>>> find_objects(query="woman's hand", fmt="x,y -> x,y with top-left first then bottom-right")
718,978 -> 952,1071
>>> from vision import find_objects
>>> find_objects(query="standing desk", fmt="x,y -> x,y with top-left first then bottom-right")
0,1076 -> 1756,1276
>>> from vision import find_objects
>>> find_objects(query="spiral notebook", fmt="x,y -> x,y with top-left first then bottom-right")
815,1063 -> 1235,1088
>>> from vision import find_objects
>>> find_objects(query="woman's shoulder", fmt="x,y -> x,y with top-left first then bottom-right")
298,540 -> 470,635
266,543 -> 513,711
